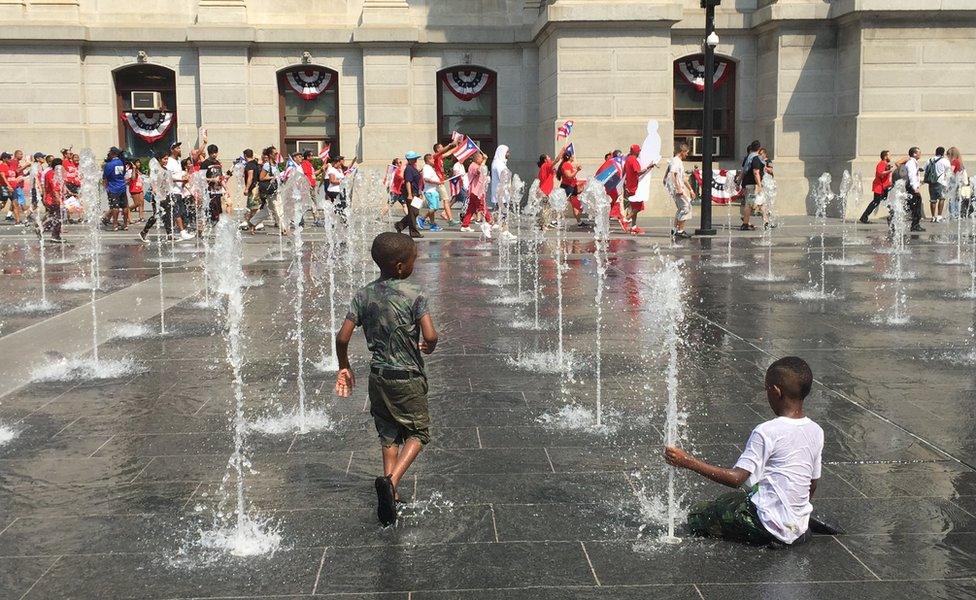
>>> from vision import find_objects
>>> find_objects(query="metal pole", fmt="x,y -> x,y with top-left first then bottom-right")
696,2 -> 718,236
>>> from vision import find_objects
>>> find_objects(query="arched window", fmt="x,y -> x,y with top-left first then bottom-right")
437,66 -> 497,158
673,55 -> 735,159
114,64 -> 177,158
277,66 -> 339,156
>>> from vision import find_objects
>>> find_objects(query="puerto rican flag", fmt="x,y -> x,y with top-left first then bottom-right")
557,120 -> 574,140
317,143 -> 331,162
453,136 -> 479,162
594,156 -> 625,187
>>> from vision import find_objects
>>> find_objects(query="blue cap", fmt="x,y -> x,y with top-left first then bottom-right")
405,151 -> 420,160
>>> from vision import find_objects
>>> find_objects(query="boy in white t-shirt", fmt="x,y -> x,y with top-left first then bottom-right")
665,356 -> 824,547
665,142 -> 693,239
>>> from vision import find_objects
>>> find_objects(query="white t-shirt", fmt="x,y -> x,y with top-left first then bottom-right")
452,161 -> 468,190
935,156 -> 951,187
326,165 -> 344,193
165,158 -> 184,196
667,156 -> 685,196
422,164 -> 440,186
734,416 -> 824,544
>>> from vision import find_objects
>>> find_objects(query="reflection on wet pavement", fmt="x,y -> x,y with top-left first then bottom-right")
0,218 -> 974,599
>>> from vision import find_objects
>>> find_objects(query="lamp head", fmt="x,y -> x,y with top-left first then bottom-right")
706,31 -> 720,48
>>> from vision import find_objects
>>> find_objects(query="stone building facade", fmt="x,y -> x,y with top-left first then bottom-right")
0,0 -> 973,215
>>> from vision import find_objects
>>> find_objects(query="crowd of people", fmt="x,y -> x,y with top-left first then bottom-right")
859,146 -> 971,232
1,133 -> 971,246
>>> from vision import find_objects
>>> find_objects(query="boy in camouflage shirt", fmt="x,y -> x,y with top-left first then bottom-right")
335,232 -> 439,527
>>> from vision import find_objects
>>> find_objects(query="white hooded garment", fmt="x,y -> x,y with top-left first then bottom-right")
490,144 -> 511,207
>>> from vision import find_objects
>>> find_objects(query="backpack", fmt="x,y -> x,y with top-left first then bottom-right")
923,158 -> 939,185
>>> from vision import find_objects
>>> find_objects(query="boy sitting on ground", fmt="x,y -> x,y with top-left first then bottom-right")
665,356 -> 824,547
335,232 -> 439,527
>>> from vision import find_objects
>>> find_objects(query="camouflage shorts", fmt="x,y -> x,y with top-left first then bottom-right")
687,490 -> 776,546
368,372 -> 430,447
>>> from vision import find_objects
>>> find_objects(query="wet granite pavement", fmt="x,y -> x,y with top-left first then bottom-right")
0,216 -> 975,599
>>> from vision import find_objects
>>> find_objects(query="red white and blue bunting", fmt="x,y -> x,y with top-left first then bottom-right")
442,69 -> 493,101
676,57 -> 731,92
284,69 -> 335,100
121,111 -> 175,143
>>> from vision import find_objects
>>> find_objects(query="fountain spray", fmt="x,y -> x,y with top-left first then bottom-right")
582,181 -> 611,426
79,149 -> 103,363
885,181 -> 910,324
148,158 -> 169,333
200,217 -> 280,556
550,188 -> 569,368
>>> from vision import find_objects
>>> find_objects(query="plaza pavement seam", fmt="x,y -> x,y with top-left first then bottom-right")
488,503 -> 500,542
693,583 -> 707,600
830,535 -> 881,581
579,540 -> 602,586
17,554 -> 62,600
310,547 -> 328,595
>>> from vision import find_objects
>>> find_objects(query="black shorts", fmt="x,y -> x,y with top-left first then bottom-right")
108,190 -> 127,209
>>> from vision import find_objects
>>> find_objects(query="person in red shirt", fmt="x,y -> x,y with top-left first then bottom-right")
602,150 -> 629,231
39,158 -> 65,242
536,143 -> 569,199
128,158 -> 145,223
0,153 -> 20,224
431,140 -> 460,225
381,157 -> 407,219
558,151 -> 588,227
622,144 -> 654,234
859,150 -> 896,224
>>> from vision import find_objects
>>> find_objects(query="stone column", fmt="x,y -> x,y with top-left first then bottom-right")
197,0 -> 246,24
361,0 -> 409,25
196,46 -> 252,152
360,46 -> 417,163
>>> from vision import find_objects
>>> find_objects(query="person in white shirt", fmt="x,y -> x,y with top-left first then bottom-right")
901,147 -> 924,231
665,356 -> 824,547
665,142 -> 693,239
164,142 -> 193,240
926,146 -> 952,222
420,153 -> 444,232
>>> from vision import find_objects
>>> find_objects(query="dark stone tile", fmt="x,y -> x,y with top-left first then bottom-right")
838,533 -> 976,580
697,580 -> 976,600
493,502 -> 641,543
22,549 -> 323,599
0,556 -> 60,600
314,542 -> 595,595
413,586 -> 701,600
584,537 -> 876,585
814,497 -> 976,534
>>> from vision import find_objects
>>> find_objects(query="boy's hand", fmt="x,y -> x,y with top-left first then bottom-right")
419,339 -> 435,354
334,368 -> 355,397
664,445 -> 690,468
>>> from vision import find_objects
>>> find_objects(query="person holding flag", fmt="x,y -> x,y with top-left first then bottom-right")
595,150 -> 628,231
558,145 -> 589,229
622,144 -> 655,235
557,120 -> 574,140
431,140 -> 461,226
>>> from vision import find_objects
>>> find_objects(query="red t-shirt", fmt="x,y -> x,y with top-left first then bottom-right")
951,158 -> 963,174
43,169 -> 61,206
128,169 -> 143,194
392,168 -> 404,194
623,155 -> 641,196
301,160 -> 315,187
62,159 -> 80,185
538,160 -> 556,196
5,160 -> 21,188
560,161 -> 578,189
872,159 -> 892,195
0,163 -> 11,189
433,154 -> 446,181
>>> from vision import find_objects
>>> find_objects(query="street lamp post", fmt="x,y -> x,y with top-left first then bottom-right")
695,0 -> 720,236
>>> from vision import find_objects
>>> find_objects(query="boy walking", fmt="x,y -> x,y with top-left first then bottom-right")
335,232 -> 439,527
665,356 -> 824,547
666,143 -> 693,239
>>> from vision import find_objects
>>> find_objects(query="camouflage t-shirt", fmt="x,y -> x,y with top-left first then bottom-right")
347,277 -> 430,373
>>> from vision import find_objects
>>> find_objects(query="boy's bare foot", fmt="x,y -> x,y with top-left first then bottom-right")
374,476 -> 397,526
